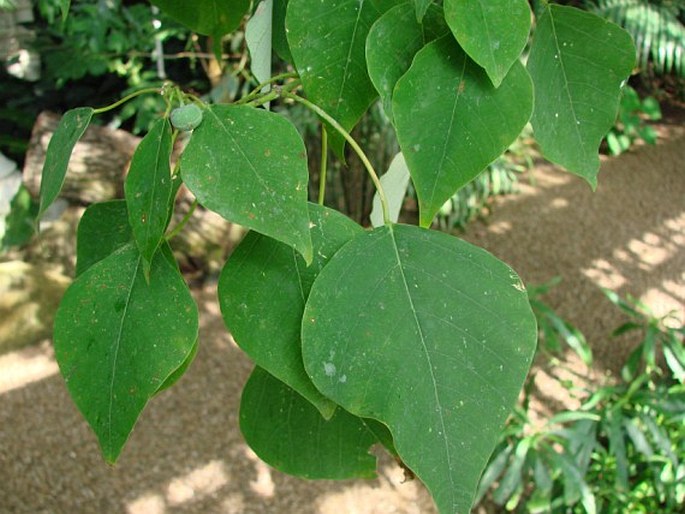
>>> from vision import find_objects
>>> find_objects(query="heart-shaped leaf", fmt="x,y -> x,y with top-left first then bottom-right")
286,0 -> 401,157
366,2 -> 448,121
240,366 -> 379,479
54,243 -> 198,463
393,36 -> 533,227
302,224 -> 537,514
38,107 -> 93,218
527,4 -> 635,187
181,104 -> 313,263
219,204 -> 362,418
444,0 -> 531,88
124,118 -> 173,272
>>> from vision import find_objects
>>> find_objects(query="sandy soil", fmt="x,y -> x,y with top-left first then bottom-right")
0,118 -> 683,513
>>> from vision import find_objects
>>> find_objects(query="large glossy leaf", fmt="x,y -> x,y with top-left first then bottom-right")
150,0 -> 250,39
240,366 -> 379,479
124,118 -> 173,272
181,105 -> 313,263
393,37 -> 533,228
301,224 -> 537,514
219,204 -> 362,419
75,200 -> 132,277
366,2 -> 448,121
38,107 -> 93,218
286,0 -> 401,157
54,243 -> 198,463
444,0 -> 531,87
527,4 -> 635,187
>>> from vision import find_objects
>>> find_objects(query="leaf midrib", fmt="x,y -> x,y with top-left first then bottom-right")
106,253 -> 141,458
387,226 -> 456,503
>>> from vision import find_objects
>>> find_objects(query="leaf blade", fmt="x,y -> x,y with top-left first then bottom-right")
240,367 -> 378,479
124,118 -> 173,269
393,37 -> 533,227
286,0 -> 400,156
181,104 -> 313,263
527,5 -> 635,187
302,224 -> 537,514
54,243 -> 198,463
38,107 -> 94,219
444,0 -> 531,88
219,204 -> 362,418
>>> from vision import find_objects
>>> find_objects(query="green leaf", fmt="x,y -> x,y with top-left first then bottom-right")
149,0 -> 250,40
59,0 -> 71,23
38,107 -> 94,219
366,2 -> 448,121
75,200 -> 132,277
393,37 -> 533,227
219,204 -> 362,419
301,224 -> 537,514
54,243 -> 198,463
286,0 -> 401,157
492,438 -> 530,505
155,338 -> 199,395
124,118 -> 173,273
527,5 -> 635,188
606,407 -> 629,490
413,0 -> 432,21
272,0 -> 292,63
181,104 -> 313,263
246,0 -> 273,86
240,366 -> 378,479
444,0 -> 531,88
370,152 -> 410,227
1,184 -> 38,250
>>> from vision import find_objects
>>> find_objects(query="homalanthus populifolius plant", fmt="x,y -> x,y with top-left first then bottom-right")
38,1 -> 636,512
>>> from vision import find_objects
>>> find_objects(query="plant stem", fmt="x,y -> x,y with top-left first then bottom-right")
318,126 -> 328,206
282,91 -> 391,224
92,87 -> 162,114
238,71 -> 299,105
165,199 -> 198,241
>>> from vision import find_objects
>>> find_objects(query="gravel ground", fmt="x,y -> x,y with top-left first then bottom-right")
1,118 -> 683,514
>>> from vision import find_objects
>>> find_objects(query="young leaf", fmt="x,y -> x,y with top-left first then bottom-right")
443,0 -> 531,88
245,0 -> 273,87
393,36 -> 533,227
124,118 -> 173,272
370,152 -> 410,227
240,366 -> 379,479
527,4 -> 635,188
286,0 -> 401,157
149,0 -> 250,40
366,2 -> 449,121
301,224 -> 537,514
54,242 -> 198,464
38,107 -> 94,219
181,104 -> 313,263
219,204 -> 362,419
75,200 -> 132,277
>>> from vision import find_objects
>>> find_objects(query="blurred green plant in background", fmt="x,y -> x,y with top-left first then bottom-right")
605,84 -> 663,155
475,283 -> 685,513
